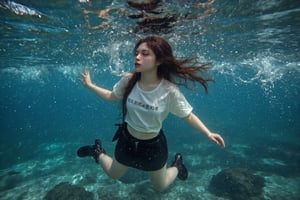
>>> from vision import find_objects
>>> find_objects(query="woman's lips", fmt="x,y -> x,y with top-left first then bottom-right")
135,63 -> 141,68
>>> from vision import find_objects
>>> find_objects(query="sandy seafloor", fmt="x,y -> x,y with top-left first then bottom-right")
1,141 -> 299,200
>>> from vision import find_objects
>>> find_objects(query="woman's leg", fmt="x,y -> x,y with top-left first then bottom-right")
77,139 -> 128,180
147,153 -> 188,191
148,165 -> 178,191
97,153 -> 129,180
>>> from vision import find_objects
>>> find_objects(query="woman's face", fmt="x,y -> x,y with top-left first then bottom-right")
134,42 -> 160,73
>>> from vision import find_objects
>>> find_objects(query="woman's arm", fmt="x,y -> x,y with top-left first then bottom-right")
183,112 -> 225,148
79,68 -> 118,102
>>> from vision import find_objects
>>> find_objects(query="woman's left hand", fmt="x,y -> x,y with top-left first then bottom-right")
207,133 -> 225,148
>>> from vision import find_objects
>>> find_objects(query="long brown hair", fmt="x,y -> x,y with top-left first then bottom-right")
121,36 -> 213,120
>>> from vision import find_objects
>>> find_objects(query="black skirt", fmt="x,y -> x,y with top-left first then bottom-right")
114,126 -> 168,171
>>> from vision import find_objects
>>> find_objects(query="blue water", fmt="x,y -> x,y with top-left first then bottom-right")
0,0 -> 300,199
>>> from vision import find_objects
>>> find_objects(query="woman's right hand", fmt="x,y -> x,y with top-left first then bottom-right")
78,68 -> 117,102
79,68 -> 93,88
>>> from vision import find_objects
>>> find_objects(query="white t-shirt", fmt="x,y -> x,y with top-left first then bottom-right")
113,73 -> 193,133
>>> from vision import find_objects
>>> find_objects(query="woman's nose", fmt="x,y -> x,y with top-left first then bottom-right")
135,54 -> 140,60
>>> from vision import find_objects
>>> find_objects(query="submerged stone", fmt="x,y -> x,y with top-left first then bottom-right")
0,170 -> 23,191
208,168 -> 265,200
44,182 -> 93,200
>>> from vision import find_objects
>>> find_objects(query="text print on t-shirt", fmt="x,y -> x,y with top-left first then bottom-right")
127,97 -> 158,111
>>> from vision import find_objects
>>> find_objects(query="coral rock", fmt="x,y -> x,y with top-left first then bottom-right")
44,182 -> 93,200
208,168 -> 265,200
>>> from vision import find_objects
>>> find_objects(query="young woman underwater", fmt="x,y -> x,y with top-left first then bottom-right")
77,36 -> 225,191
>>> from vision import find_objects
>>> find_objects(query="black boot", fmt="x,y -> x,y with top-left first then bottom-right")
77,139 -> 105,163
171,153 -> 188,180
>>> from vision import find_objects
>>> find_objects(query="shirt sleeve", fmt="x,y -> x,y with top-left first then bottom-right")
169,87 -> 193,118
112,73 -> 132,99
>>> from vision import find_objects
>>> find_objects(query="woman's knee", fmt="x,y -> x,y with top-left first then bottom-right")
148,166 -> 170,191
151,181 -> 168,192
108,173 -> 123,180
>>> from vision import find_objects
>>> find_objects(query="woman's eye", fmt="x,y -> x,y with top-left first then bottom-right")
135,50 -> 149,56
